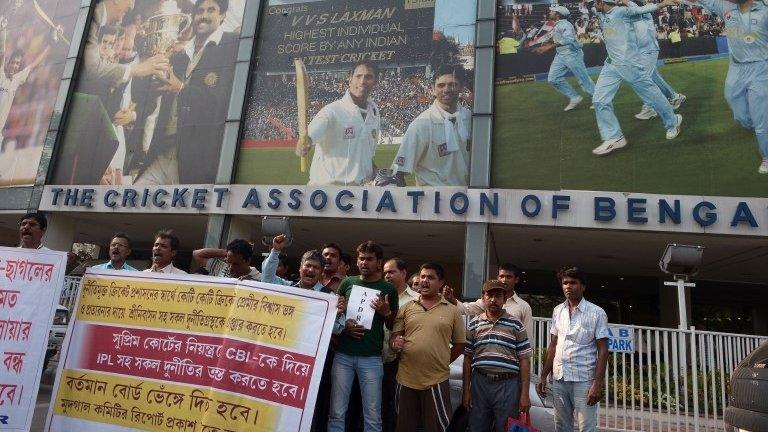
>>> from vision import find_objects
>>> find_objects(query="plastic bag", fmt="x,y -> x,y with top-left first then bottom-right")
506,413 -> 540,432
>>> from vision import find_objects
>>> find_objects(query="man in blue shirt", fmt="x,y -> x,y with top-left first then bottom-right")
696,0 -> 768,174
591,0 -> 683,156
92,233 -> 137,271
535,6 -> 596,111
622,0 -> 687,120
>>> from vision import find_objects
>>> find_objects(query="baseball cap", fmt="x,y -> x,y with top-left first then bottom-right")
482,279 -> 508,294
549,5 -> 571,16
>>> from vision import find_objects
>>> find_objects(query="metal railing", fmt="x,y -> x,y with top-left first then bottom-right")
60,276 -> 82,311
530,317 -> 767,432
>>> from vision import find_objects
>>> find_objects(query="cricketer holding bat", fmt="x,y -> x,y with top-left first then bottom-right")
384,65 -> 471,187
534,6 -> 595,112
296,60 -> 381,185
694,0 -> 768,174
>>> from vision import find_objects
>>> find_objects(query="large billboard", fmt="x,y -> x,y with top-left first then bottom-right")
236,0 -> 477,187
492,0 -> 767,198
0,0 -> 79,187
51,0 -> 245,186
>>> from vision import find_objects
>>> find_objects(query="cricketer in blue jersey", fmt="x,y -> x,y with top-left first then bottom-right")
695,0 -> 768,174
590,0 -> 683,156
535,6 -> 596,111
621,0 -> 687,120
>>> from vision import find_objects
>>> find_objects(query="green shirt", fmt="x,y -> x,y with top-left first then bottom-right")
337,276 -> 398,357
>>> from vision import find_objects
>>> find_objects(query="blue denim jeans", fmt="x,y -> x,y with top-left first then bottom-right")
328,352 -> 383,432
552,379 -> 598,432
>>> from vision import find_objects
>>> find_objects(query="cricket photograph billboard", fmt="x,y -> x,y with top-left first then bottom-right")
236,0 -> 477,187
51,0 -> 245,186
492,0 -> 767,198
0,0 -> 79,187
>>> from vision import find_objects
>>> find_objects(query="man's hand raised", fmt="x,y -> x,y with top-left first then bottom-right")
272,234 -> 288,252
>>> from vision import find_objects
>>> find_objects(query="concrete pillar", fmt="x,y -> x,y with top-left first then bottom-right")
42,213 -> 76,252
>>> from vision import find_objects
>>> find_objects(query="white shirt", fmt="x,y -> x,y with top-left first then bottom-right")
551,298 -> 610,382
458,292 -> 532,333
0,67 -> 32,132
307,91 -> 381,185
392,102 -> 471,186
142,263 -> 187,274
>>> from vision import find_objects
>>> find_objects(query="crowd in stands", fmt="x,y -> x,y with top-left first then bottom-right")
498,0 -> 725,48
243,68 -> 472,142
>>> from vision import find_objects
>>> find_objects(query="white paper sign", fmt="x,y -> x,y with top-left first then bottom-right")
0,246 -> 67,431
346,285 -> 379,330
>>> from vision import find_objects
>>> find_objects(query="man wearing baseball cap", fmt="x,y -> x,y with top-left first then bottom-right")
534,5 -> 595,111
462,280 -> 532,432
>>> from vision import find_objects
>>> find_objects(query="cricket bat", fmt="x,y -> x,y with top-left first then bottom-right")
294,59 -> 310,173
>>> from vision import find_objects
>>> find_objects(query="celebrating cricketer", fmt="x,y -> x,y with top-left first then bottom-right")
535,6 -> 596,112
296,60 -> 382,186
695,0 -> 768,174
389,65 -> 471,187
590,0 -> 683,156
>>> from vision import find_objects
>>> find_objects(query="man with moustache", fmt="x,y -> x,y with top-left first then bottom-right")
329,241 -> 397,432
143,230 -> 186,274
384,65 -> 471,187
443,263 -> 533,332
17,213 -> 49,250
462,280 -> 532,431
136,0 -> 238,184
321,242 -> 345,292
92,233 -> 137,270
538,267 -> 609,432
297,61 -> 382,186
389,263 -> 465,432
263,234 -> 347,432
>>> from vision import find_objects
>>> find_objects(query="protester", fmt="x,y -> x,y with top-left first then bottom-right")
144,230 -> 186,274
328,241 -> 398,432
389,262 -> 465,432
276,253 -> 290,279
463,279 -> 532,432
444,263 -> 533,332
192,239 -> 261,280
18,212 -> 48,250
92,233 -> 136,270
263,234 -> 347,432
380,258 -> 418,432
321,242 -> 345,292
339,252 -> 352,278
538,267 -> 609,432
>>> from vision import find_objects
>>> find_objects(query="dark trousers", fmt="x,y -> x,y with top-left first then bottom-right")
311,350 -> 335,432
468,370 -> 521,432
382,360 -> 399,432
396,381 -> 451,432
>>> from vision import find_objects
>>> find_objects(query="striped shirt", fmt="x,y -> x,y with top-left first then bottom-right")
465,312 -> 532,374
551,298 -> 610,382
206,258 -> 261,280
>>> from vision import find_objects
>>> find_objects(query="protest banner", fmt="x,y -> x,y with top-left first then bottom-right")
0,246 -> 67,431
45,270 -> 339,432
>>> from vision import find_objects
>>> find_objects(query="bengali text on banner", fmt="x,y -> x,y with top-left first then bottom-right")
45,270 -> 339,432
0,246 -> 67,431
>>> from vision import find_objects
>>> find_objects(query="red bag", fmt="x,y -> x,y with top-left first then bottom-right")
506,413 -> 539,432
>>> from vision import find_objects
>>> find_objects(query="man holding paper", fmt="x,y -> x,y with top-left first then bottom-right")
329,241 -> 398,432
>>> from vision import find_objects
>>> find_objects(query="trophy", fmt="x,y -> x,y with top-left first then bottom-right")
142,0 -> 191,55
